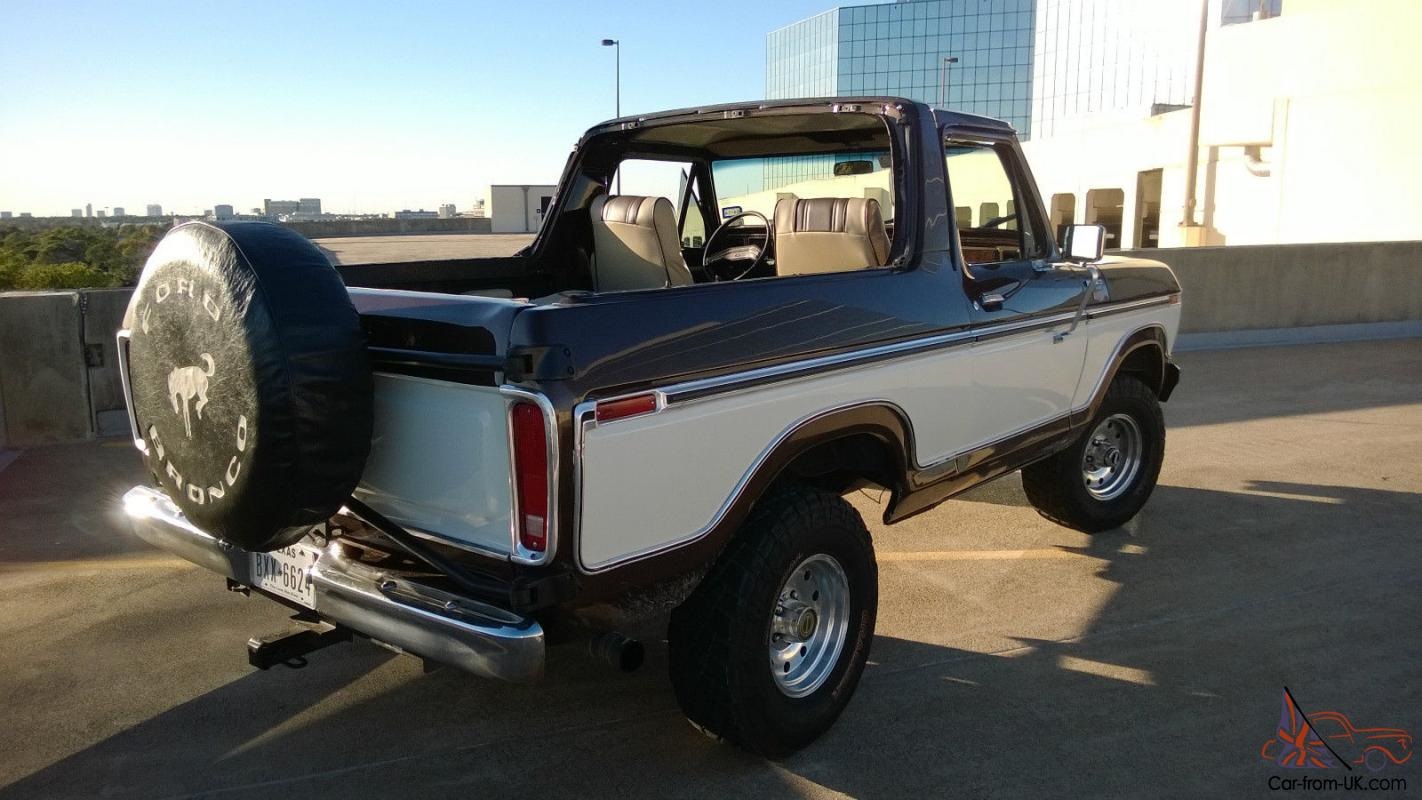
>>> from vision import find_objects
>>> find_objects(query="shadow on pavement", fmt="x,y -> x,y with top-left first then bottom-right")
4,476 -> 1417,799
1167,338 -> 1422,428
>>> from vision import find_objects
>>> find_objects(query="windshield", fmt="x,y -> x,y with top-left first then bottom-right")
711,151 -> 894,223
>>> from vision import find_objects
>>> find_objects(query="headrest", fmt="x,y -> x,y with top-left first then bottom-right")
591,194 -> 662,226
772,196 -> 891,273
775,197 -> 884,234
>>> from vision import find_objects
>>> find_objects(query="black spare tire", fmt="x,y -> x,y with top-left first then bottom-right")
122,222 -> 373,551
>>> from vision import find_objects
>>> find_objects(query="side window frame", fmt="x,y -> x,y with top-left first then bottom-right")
942,134 -> 1054,267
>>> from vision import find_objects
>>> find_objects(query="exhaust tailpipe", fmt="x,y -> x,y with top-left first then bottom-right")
589,631 -> 644,673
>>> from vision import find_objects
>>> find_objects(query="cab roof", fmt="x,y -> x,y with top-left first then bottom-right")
584,97 -> 1014,139
579,97 -> 1015,159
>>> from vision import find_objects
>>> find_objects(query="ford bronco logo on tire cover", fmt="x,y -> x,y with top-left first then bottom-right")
168,353 -> 215,438
128,258 -> 256,515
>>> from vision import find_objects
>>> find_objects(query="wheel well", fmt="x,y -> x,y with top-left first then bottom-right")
1117,341 -> 1166,397
776,432 -> 902,497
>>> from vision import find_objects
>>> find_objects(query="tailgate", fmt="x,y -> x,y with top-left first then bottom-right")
347,288 -> 527,558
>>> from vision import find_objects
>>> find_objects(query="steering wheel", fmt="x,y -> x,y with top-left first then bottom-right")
701,211 -> 771,281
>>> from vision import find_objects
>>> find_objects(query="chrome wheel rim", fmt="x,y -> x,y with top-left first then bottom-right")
768,553 -> 850,698
1081,413 -> 1143,501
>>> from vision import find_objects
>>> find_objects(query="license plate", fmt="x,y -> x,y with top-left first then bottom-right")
250,543 -> 320,608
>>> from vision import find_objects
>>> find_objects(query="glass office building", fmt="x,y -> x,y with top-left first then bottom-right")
768,0 -> 1037,136
1031,0 -> 1201,138
770,1 -> 1275,141
766,9 -> 842,100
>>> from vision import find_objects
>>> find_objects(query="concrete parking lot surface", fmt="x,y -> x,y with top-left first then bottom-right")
1,339 -> 1418,798
314,233 -> 534,265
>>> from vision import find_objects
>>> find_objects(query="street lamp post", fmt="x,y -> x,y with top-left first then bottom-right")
601,38 -> 621,192
937,56 -> 958,108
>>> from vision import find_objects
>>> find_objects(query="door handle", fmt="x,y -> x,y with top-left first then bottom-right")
979,292 -> 1005,311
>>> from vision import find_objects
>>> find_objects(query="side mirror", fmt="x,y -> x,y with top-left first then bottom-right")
1063,224 -> 1105,263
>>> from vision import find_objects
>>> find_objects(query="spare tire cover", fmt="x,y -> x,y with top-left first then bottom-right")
123,222 -> 372,551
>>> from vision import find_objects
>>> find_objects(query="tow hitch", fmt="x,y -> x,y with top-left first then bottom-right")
247,626 -> 353,670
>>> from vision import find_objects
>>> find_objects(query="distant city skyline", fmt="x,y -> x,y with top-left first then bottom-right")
0,0 -> 834,217
2,196 -> 495,220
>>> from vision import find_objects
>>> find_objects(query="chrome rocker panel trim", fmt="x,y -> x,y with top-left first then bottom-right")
122,485 -> 545,683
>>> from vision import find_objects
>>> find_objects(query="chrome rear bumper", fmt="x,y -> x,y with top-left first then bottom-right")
122,485 -> 544,683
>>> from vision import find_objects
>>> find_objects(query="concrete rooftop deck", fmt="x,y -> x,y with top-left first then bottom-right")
0,339 -> 1418,798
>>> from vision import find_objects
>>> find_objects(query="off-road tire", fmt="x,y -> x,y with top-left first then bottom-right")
667,484 -> 877,758
1022,375 -> 1165,533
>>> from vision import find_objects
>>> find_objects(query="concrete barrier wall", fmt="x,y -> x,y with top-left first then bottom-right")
1113,240 -> 1422,334
0,292 -> 94,446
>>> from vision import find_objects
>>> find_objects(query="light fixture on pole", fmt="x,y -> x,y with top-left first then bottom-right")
601,38 -> 621,193
937,56 -> 958,108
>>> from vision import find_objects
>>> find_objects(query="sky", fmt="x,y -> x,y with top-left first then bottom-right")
0,0 -> 836,217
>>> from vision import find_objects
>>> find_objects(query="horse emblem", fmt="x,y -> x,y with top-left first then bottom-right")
168,354 -> 215,437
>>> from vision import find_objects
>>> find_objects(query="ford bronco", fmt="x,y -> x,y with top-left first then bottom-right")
118,97 -> 1181,757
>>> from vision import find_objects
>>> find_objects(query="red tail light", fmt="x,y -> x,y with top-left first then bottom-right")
510,402 -> 549,554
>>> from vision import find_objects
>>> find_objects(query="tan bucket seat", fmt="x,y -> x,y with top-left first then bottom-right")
773,197 -> 890,276
590,195 -> 694,291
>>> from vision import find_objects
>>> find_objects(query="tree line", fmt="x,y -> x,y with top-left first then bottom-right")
0,223 -> 167,291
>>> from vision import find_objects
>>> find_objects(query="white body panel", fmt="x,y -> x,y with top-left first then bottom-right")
355,374 -> 513,556
1075,303 -> 1182,408
578,302 -> 1177,573
966,319 -> 1087,437
579,344 -> 976,570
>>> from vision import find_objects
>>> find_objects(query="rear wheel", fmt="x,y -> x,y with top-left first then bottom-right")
667,484 -> 877,758
1022,374 -> 1165,533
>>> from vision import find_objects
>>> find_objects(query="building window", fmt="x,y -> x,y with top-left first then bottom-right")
979,202 -> 1001,226
1084,188 -> 1125,250
1049,192 -> 1076,245
1221,0 -> 1283,25
1133,169 -> 1163,249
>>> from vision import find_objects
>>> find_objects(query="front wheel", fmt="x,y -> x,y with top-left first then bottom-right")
667,484 -> 877,758
1022,374 -> 1166,533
